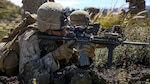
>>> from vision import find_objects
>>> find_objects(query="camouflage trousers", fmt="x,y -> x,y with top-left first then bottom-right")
52,65 -> 103,84
0,76 -> 20,84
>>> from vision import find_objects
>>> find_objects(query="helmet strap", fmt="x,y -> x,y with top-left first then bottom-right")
60,9 -> 69,29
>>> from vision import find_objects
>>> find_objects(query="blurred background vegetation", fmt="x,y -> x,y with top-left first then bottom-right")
91,7 -> 150,67
0,0 -> 22,38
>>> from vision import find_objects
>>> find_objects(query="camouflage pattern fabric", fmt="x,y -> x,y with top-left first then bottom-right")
22,0 -> 54,14
0,43 -> 6,55
0,13 -> 37,77
18,26 -> 59,84
126,0 -> 145,14
52,65 -> 103,84
18,26 -> 102,84
22,0 -> 44,14
69,10 -> 90,26
37,2 -> 65,31
19,2 -> 100,83
0,76 -> 20,84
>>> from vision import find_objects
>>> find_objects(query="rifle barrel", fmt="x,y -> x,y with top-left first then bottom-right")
122,41 -> 149,46
38,34 -> 149,46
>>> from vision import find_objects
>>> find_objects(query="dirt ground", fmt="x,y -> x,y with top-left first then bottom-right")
0,63 -> 150,84
96,63 -> 150,84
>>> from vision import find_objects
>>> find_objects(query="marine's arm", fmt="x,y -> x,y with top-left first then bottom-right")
18,28 -> 75,74
18,29 -> 60,83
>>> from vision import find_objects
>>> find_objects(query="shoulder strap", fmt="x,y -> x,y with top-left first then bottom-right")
1,13 -> 37,51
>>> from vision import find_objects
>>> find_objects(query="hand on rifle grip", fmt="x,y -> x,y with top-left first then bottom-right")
52,40 -> 75,60
82,43 -> 96,58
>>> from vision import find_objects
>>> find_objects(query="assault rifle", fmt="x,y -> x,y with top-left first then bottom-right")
38,22 -> 149,67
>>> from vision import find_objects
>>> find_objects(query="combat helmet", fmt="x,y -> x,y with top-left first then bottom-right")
37,2 -> 67,32
69,10 -> 90,26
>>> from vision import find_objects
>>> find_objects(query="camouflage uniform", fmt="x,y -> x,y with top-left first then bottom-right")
18,25 -> 60,84
19,2 -> 64,84
22,0 -> 55,14
19,2 -> 99,84
68,10 -> 102,84
126,0 -> 145,14
22,0 -> 55,18
0,43 -> 5,55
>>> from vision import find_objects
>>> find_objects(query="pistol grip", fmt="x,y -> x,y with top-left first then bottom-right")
79,51 -> 90,66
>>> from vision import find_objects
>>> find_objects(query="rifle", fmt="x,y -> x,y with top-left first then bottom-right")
38,22 -> 149,67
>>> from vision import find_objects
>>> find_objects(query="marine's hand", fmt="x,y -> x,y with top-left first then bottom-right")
52,40 -> 75,60
82,43 -> 96,58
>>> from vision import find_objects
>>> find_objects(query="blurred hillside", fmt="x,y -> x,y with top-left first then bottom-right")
146,5 -> 150,9
0,0 -> 22,38
0,0 -> 22,20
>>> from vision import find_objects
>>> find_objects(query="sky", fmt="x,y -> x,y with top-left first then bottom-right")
9,0 -> 150,9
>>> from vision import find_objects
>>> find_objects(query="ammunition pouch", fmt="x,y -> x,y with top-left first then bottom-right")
0,49 -> 19,76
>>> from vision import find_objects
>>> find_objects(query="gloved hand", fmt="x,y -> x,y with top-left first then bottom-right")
82,43 -> 96,58
52,40 -> 75,60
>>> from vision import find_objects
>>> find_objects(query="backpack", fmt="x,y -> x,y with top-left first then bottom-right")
0,12 -> 37,76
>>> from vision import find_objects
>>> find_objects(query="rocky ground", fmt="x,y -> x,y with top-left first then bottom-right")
0,63 -> 149,84
97,63 -> 150,84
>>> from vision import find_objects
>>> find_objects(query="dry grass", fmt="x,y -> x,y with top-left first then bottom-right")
0,19 -> 21,39
92,5 -> 150,84
92,5 -> 150,66
91,5 -> 127,28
